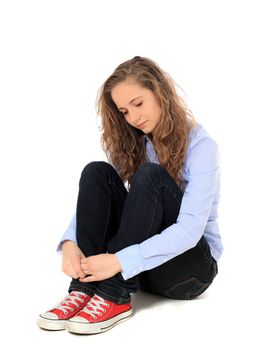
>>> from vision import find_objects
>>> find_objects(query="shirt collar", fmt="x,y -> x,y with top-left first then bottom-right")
144,134 -> 152,144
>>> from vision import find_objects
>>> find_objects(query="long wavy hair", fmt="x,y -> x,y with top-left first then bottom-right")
96,56 -> 197,190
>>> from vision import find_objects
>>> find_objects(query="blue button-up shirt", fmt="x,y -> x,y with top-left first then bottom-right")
58,122 -> 223,280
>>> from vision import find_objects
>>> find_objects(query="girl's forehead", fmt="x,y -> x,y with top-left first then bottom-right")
112,82 -> 147,104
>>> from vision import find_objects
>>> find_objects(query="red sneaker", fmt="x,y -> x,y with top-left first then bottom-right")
66,294 -> 132,334
37,291 -> 91,330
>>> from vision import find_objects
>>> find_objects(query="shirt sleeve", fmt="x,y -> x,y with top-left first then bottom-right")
116,137 -> 220,280
56,213 -> 77,253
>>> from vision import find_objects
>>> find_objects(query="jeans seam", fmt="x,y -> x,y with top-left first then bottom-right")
98,196 -> 111,251
143,163 -> 163,191
163,183 -> 182,205
138,165 -> 164,239
145,188 -> 161,238
158,165 -> 183,206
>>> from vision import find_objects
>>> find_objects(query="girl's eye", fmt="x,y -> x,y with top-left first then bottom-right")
122,102 -> 142,116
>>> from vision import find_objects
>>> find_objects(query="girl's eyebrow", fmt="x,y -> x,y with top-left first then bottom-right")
118,96 -> 143,111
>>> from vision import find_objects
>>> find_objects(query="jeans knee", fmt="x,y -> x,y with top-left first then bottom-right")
132,162 -> 163,185
80,161 -> 112,183
82,161 -> 110,173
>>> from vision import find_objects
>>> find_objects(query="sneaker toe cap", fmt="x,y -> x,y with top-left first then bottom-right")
69,316 -> 89,323
41,312 -> 59,320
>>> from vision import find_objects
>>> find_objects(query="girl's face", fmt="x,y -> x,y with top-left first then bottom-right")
111,79 -> 162,134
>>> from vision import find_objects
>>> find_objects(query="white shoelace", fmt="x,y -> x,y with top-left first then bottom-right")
56,291 -> 87,315
81,295 -> 109,319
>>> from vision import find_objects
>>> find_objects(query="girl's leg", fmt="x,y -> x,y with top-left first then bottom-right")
37,161 -> 129,331
68,161 -> 128,296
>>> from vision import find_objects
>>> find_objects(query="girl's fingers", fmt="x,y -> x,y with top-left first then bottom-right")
79,275 -> 97,283
78,269 -> 87,278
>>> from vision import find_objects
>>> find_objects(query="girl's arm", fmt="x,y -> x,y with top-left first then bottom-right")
116,137 -> 221,280
56,213 -> 77,253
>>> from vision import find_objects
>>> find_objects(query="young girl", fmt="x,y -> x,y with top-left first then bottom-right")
37,56 -> 222,334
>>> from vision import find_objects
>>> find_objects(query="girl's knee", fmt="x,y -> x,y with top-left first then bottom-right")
80,161 -> 113,183
82,161 -> 111,173
132,162 -> 164,183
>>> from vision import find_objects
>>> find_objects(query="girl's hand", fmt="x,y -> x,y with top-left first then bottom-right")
61,240 -> 86,279
79,254 -> 122,282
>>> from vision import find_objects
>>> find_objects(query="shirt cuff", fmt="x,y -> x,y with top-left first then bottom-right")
115,244 -> 145,280
56,233 -> 77,254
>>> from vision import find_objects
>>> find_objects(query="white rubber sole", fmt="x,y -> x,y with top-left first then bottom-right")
65,309 -> 133,334
37,315 -> 66,331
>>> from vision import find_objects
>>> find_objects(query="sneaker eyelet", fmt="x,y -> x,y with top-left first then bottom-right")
70,308 -> 74,312
106,304 -> 110,307
98,312 -> 102,316
64,311 -> 68,315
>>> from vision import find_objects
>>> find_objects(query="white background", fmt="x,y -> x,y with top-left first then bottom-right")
0,0 -> 278,348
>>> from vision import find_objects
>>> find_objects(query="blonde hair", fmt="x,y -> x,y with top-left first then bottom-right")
96,56 -> 196,190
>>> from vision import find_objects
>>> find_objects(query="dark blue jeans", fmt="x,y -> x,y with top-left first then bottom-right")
69,161 -> 218,304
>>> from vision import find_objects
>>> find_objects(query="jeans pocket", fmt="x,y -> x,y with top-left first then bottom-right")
163,277 -> 211,300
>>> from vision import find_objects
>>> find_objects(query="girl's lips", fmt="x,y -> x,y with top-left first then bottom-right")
137,121 -> 148,128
